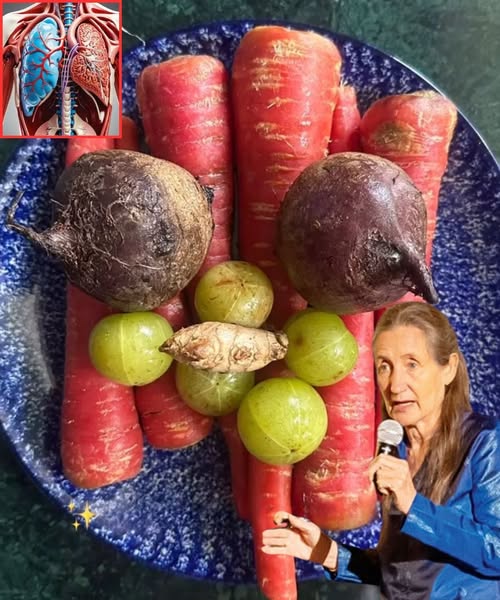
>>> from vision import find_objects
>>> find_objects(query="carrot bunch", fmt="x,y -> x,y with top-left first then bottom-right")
61,120 -> 213,491
58,24 -> 458,600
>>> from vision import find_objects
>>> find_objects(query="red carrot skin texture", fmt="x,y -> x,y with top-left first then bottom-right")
360,90 -> 457,265
136,55 -> 233,298
61,137 -> 144,489
115,115 -> 141,151
232,25 -> 342,329
218,412 -> 250,520
292,313 -> 377,529
135,294 -> 214,449
328,85 -> 361,154
248,360 -> 297,600
232,25 -> 341,599
244,353 -> 297,575
64,138 -> 114,167
249,455 -> 296,600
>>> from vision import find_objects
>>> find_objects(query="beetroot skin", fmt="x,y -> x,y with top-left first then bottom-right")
277,152 -> 438,314
7,150 -> 214,312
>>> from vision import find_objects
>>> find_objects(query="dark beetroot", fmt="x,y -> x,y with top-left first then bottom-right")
7,150 -> 214,312
277,152 -> 438,314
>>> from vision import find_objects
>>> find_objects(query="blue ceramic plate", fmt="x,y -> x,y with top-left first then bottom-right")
0,21 -> 499,584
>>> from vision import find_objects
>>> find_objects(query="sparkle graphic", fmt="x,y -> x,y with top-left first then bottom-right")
78,502 -> 96,529
68,499 -> 97,531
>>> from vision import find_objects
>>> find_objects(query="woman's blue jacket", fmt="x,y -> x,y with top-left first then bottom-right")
331,412 -> 500,599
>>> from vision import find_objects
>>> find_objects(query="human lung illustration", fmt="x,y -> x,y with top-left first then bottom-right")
70,22 -> 111,106
3,2 -> 119,136
19,17 -> 63,117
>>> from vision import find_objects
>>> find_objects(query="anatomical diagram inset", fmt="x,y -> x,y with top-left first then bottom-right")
2,2 -> 120,136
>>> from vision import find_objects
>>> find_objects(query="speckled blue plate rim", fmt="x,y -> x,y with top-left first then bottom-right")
0,424 -> 253,585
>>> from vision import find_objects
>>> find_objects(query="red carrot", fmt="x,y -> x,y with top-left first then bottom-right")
218,412 -> 249,519
61,137 -> 144,489
292,313 -> 377,529
249,456 -> 295,599
136,55 -> 233,297
114,115 -> 214,450
115,115 -> 140,151
328,85 -> 361,154
232,26 -> 341,330
64,138 -> 113,167
360,90 -> 457,265
232,26 -> 342,600
290,90 -> 377,526
137,58 -> 248,514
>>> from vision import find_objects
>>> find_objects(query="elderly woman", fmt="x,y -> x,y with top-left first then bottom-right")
262,302 -> 500,599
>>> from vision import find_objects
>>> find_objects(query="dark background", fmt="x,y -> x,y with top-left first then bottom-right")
0,1 -> 499,598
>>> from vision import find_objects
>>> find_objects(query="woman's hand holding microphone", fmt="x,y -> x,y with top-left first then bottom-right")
368,454 -> 417,514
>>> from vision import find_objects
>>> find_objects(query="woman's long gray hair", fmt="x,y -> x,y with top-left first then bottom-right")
373,302 -> 471,503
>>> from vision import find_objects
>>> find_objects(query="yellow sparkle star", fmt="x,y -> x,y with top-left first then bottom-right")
72,519 -> 81,531
67,500 -> 76,512
78,502 -> 96,529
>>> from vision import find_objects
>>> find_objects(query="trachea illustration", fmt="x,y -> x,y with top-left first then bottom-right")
3,2 -> 119,136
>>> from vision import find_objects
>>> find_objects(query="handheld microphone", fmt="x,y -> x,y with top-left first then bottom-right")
376,419 -> 404,458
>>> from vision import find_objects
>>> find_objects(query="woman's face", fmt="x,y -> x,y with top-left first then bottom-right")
374,325 -> 458,432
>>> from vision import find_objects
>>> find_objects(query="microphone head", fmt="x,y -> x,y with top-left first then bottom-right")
377,419 -> 404,446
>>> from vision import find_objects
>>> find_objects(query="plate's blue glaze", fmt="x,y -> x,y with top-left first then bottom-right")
0,21 -> 499,584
